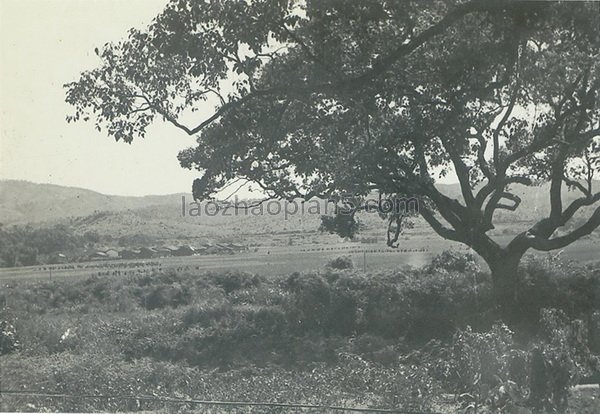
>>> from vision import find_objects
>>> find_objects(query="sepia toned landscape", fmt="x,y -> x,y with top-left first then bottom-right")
1,0 -> 600,413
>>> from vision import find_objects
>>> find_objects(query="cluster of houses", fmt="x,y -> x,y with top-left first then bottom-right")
88,243 -> 247,261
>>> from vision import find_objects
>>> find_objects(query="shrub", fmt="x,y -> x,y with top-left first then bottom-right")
529,308 -> 599,412
514,255 -> 600,335
247,306 -> 287,335
181,298 -> 232,329
0,320 -> 20,355
401,271 -> 493,343
14,316 -> 75,355
209,271 -> 262,294
357,277 -> 407,338
228,283 -> 287,307
110,312 -> 184,361
284,272 -> 331,332
142,282 -> 191,310
326,255 -> 354,270
327,275 -> 361,335
410,314 -> 598,413
454,324 -> 532,413
283,270 -> 410,337
406,324 -> 529,412
426,249 -> 480,274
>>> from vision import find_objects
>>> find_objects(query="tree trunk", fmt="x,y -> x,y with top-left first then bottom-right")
488,253 -> 524,323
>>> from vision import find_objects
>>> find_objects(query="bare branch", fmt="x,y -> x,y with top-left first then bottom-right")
563,176 -> 591,198
493,74 -> 520,169
439,136 -> 476,208
219,196 -> 277,212
471,130 -> 493,179
526,206 -> 600,251
561,192 -> 600,225
221,179 -> 250,201
474,175 -> 532,209
419,205 -> 462,243
483,191 -> 521,225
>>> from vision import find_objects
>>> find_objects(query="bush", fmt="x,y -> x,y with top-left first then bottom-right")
282,270 -> 416,338
326,255 -> 354,270
282,267 -> 492,341
327,274 -> 361,335
0,320 -> 20,355
405,324 -> 529,412
529,308 -> 599,412
142,282 -> 191,310
4,262 -> 599,412
209,271 -> 262,294
181,297 -> 232,329
356,276 -> 407,338
401,270 -> 492,343
247,306 -> 287,335
426,249 -> 480,274
514,255 -> 600,335
284,272 -> 331,332
409,313 -> 599,413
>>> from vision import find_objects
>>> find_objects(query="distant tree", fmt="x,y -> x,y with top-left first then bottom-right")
66,0 -> 599,317
31,225 -> 79,255
83,230 -> 101,244
118,233 -> 154,247
0,226 -> 38,267
0,225 -> 85,267
5,245 -> 38,267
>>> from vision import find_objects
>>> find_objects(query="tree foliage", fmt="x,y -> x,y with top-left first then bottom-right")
66,0 -> 600,305
0,224 -> 84,267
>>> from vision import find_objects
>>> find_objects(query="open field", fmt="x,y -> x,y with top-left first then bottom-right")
1,234 -> 597,282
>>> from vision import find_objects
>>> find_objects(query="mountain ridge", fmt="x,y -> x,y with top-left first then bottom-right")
0,180 -> 189,224
1,179 -> 597,235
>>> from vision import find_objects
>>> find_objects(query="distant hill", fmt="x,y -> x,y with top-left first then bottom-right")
0,180 -> 332,242
0,180 -> 185,224
1,179 -> 597,240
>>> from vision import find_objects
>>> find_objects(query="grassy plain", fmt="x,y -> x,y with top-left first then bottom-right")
0,232 -> 597,282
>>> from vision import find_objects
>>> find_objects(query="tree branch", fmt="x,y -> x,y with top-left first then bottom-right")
144,0 -> 506,137
561,192 -> 600,225
474,175 -> 532,209
472,130 -> 493,180
483,191 -> 521,227
439,135 -> 476,208
526,206 -> 600,251
419,205 -> 462,243
493,71 -> 520,169
563,176 -> 592,198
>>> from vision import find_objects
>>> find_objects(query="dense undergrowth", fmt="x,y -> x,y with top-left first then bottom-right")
1,251 -> 599,412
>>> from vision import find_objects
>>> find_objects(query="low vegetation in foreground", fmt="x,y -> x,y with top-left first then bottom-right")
1,252 -> 599,413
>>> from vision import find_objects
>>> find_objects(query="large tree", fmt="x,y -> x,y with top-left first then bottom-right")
66,0 -> 599,314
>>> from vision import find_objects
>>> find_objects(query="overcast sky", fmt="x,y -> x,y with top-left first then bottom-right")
0,0 -> 206,196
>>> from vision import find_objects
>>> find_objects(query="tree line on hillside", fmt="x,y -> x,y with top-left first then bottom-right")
0,225 -> 83,267
0,224 -> 158,267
